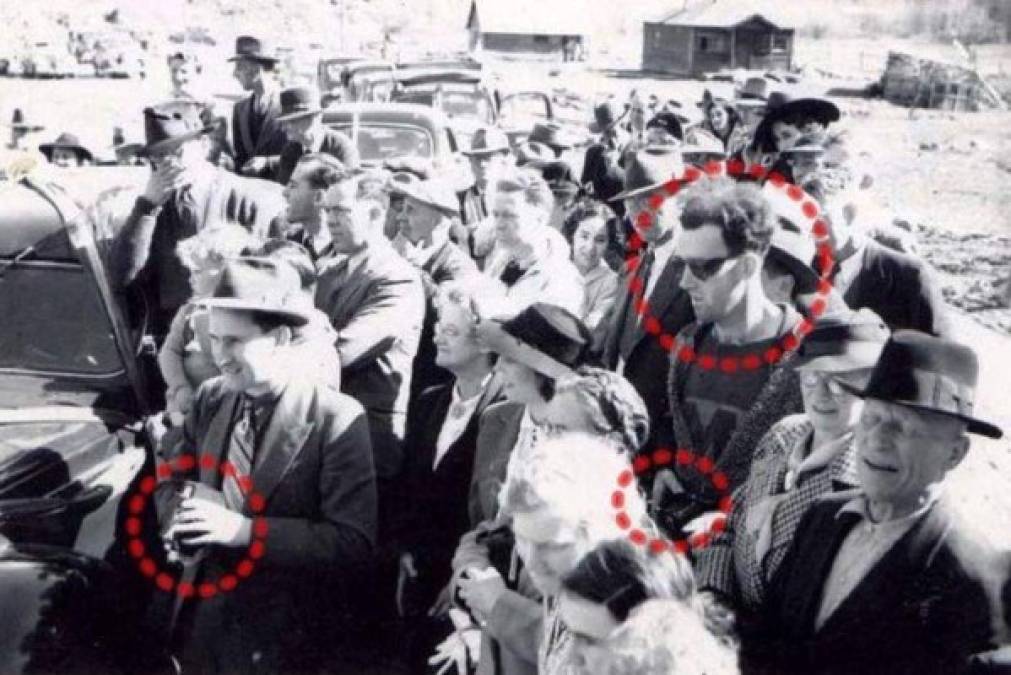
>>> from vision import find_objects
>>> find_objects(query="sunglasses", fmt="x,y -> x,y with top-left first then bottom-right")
800,371 -> 847,396
675,255 -> 737,281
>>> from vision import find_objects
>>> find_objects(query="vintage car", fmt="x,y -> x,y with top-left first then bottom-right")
317,55 -> 366,107
0,170 -> 170,673
341,60 -> 396,103
390,69 -> 498,149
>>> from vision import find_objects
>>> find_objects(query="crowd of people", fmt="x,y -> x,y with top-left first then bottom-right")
10,31 -> 1009,675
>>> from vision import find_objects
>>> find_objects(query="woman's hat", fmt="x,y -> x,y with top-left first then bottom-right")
839,331 -> 1002,438
139,102 -> 212,156
610,146 -> 684,201
227,35 -> 279,65
39,132 -> 94,163
477,303 -> 589,379
199,257 -> 311,327
277,85 -> 322,122
754,94 -> 840,152
792,308 -> 889,373
645,112 -> 684,142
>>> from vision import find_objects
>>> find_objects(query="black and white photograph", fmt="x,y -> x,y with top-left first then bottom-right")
0,0 -> 1008,673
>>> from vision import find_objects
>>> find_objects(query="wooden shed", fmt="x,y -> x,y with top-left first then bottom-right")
466,0 -> 592,60
642,0 -> 793,76
881,50 -> 1006,112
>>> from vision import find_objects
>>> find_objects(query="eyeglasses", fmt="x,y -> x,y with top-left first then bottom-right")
675,255 -> 737,281
800,371 -> 847,396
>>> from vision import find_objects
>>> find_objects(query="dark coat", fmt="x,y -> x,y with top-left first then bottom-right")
597,254 -> 694,452
231,89 -> 288,173
753,494 -> 1001,675
111,167 -> 284,335
410,240 -> 480,402
395,376 -> 505,605
467,401 -> 526,527
315,241 -> 425,480
166,376 -> 377,673
842,238 -> 952,337
275,127 -> 360,185
580,141 -> 627,218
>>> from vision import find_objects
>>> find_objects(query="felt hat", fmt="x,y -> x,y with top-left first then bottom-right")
463,126 -> 511,156
477,303 -> 590,379
227,35 -> 279,65
840,331 -> 1002,438
200,257 -> 310,327
736,77 -> 771,107
277,85 -> 322,122
138,102 -> 212,156
681,129 -> 727,159
515,140 -> 554,167
645,111 -> 684,142
39,132 -> 94,163
610,145 -> 684,201
754,94 -> 840,152
792,308 -> 890,373
539,160 -> 580,196
589,99 -> 627,134
528,121 -> 573,153
9,108 -> 43,132
393,178 -> 460,216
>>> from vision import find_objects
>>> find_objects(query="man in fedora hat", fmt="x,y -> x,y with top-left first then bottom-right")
166,50 -> 231,169
526,121 -> 574,159
112,101 -> 283,340
274,84 -> 358,185
581,98 -> 629,217
755,331 -> 1004,674
281,152 -> 347,264
228,35 -> 288,178
161,256 -> 377,673
459,126 -> 515,260
391,177 -> 478,400
39,132 -> 94,167
597,146 -> 694,455
6,108 -> 44,151
1,109 -> 46,180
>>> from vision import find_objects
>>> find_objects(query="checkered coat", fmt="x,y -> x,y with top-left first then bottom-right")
695,414 -> 860,612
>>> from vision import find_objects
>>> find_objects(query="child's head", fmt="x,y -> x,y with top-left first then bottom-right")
176,224 -> 259,298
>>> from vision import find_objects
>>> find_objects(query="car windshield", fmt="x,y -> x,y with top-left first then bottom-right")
332,124 -> 433,161
440,91 -> 493,123
498,93 -> 550,127
0,263 -> 122,375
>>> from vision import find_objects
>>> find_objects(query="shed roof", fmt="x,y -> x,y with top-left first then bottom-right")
652,0 -> 791,29
467,0 -> 593,36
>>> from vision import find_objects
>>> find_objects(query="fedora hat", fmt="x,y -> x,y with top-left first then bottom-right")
754,94 -> 840,152
840,331 -> 1002,438
792,308 -> 889,373
9,108 -> 43,132
393,178 -> 460,216
779,134 -> 826,157
227,35 -> 279,64
515,140 -> 554,167
737,77 -> 771,104
39,132 -> 93,163
589,99 -> 627,134
681,129 -> 727,160
645,111 -> 684,142
138,103 -> 212,156
610,145 -> 684,202
277,85 -> 322,122
200,257 -> 310,327
539,160 -> 579,196
462,126 -> 511,156
528,122 -> 572,153
477,303 -> 589,379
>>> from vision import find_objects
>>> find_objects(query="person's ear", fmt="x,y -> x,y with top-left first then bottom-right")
947,433 -> 970,470
272,325 -> 293,348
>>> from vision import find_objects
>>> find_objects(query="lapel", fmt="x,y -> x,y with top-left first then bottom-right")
252,89 -> 279,155
433,373 -> 506,476
236,96 -> 255,159
618,255 -> 687,358
422,241 -> 452,280
247,382 -> 314,511
199,390 -> 242,486
612,257 -> 644,359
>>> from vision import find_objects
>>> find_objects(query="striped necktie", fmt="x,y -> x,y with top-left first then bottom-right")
222,397 -> 257,511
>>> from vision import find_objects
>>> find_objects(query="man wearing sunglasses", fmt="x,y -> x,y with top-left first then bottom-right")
654,177 -> 804,535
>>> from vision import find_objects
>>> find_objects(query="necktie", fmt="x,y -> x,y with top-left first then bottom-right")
175,186 -> 197,230
222,398 -> 257,511
633,248 -> 655,327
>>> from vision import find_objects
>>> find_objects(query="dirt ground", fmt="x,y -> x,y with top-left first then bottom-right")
2,36 -> 1009,548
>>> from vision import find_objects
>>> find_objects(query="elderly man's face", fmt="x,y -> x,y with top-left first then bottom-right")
282,114 -> 321,148
232,58 -> 261,91
322,180 -> 372,254
401,197 -> 443,246
855,399 -> 969,516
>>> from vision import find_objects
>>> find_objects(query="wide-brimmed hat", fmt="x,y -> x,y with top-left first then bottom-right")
200,257 -> 310,327
610,145 -> 684,201
539,160 -> 579,196
393,178 -> 460,216
754,94 -> 840,152
515,140 -> 554,167
384,156 -> 433,183
463,126 -> 511,156
39,132 -> 94,163
9,108 -> 43,132
138,102 -> 212,156
528,122 -> 572,153
645,112 -> 684,142
227,35 -> 279,65
792,308 -> 889,373
277,85 -> 322,122
736,77 -> 771,107
589,99 -> 627,134
779,134 -> 826,157
839,331 -> 1002,438
681,129 -> 727,159
477,303 -> 589,379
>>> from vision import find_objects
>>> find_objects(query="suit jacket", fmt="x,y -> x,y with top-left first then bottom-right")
315,241 -> 425,479
231,89 -> 288,174
165,376 -> 377,673
275,127 -> 361,185
842,238 -> 952,337
411,240 -> 479,402
598,253 -> 694,451
467,401 -> 526,527
112,167 -> 284,333
580,141 -> 626,218
755,494 -> 1000,675
395,377 -> 505,597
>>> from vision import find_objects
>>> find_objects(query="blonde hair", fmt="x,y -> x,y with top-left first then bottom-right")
176,224 -> 258,271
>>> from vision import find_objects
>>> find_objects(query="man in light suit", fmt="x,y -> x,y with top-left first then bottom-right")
598,147 -> 694,453
274,84 -> 359,185
112,101 -> 283,340
227,36 -> 288,178
754,332 -> 1005,674
161,257 -> 377,674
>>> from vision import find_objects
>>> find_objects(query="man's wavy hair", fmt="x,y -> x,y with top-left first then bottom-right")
680,177 -> 776,257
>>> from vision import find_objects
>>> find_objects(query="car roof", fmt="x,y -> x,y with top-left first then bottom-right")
395,70 -> 483,87
0,181 -> 74,260
322,102 -> 452,128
